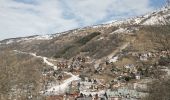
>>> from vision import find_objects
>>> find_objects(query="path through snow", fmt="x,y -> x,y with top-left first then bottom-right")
13,50 -> 80,95
45,72 -> 80,95
14,50 -> 58,70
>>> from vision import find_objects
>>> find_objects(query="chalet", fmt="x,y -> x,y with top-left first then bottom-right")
159,50 -> 170,57
139,53 -> 148,61
124,64 -> 134,69
84,77 -> 89,82
135,74 -> 141,80
97,84 -> 105,90
57,61 -> 68,69
148,52 -> 152,57
73,56 -> 87,63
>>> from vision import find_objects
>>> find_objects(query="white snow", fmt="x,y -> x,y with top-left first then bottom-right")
111,27 -> 139,34
107,42 -> 131,64
33,35 -> 53,40
142,16 -> 167,25
19,35 -> 54,42
13,50 -> 81,95
6,40 -> 15,44
98,37 -> 104,40
13,50 -> 58,70
108,56 -> 118,63
1,6 -> 170,46
92,25 -> 103,28
43,57 -> 57,70
2,6 -> 170,46
112,20 -> 125,26
2,34 -> 57,45
141,7 -> 170,25
112,28 -> 130,34
143,14 -> 150,18
107,7 -> 170,26
45,72 -> 80,95
134,17 -> 143,24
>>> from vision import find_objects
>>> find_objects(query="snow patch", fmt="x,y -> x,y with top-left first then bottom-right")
45,72 -> 80,95
31,35 -> 53,40
142,16 -> 167,25
108,56 -> 118,63
98,37 -> 104,40
2,34 -> 59,45
6,40 -> 14,44
43,57 -> 57,70
133,17 -> 143,24
13,50 -> 58,70
113,28 -> 129,33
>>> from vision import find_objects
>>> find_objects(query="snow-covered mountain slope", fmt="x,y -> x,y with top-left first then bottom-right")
141,7 -> 170,25
96,6 -> 170,27
0,32 -> 67,45
0,6 -> 170,45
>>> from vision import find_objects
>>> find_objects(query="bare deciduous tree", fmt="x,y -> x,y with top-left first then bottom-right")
148,26 -> 170,52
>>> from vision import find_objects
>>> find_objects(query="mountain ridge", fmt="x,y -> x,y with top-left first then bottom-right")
0,6 -> 170,45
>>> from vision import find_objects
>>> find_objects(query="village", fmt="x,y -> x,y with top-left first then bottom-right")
40,49 -> 170,100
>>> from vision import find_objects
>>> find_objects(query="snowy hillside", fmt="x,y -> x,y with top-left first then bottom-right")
98,6 -> 170,27
0,6 -> 170,45
142,7 -> 170,25
0,33 -> 63,45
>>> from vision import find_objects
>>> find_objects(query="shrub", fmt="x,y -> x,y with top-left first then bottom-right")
144,78 -> 170,100
76,32 -> 101,45
54,45 -> 75,58
81,34 -> 122,59
158,57 -> 170,66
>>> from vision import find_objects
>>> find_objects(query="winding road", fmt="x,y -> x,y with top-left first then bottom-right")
13,50 -> 80,95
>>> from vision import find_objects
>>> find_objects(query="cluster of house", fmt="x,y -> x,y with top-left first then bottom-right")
42,67 -> 68,81
94,62 -> 107,74
108,50 -> 170,84
43,56 -> 87,71
42,50 -> 170,99
46,93 -> 104,100
46,86 -> 147,100
75,76 -> 146,99
57,61 -> 69,69
79,77 -> 105,92
106,87 -> 147,100
41,68 -> 74,95
131,50 -> 170,61
69,56 -> 89,72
